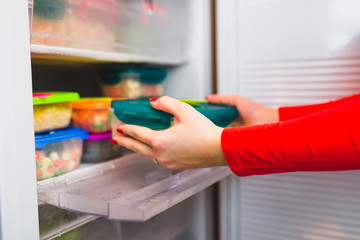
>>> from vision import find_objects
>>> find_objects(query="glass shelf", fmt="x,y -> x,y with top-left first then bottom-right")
31,44 -> 188,65
37,153 -> 231,222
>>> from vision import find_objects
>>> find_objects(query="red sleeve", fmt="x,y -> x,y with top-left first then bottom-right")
279,93 -> 360,121
221,97 -> 360,177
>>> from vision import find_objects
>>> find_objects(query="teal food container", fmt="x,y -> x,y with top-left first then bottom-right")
110,99 -> 239,131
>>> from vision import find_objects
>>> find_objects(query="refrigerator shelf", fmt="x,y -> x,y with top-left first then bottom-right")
37,153 -> 231,222
31,44 -> 188,65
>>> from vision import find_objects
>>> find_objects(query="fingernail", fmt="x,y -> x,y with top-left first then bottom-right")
110,139 -> 117,145
116,129 -> 123,134
150,97 -> 159,102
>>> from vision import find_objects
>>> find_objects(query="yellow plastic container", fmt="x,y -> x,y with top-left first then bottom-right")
33,92 -> 80,133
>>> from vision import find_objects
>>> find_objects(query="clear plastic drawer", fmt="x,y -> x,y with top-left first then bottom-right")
29,0 -> 192,62
37,153 -> 230,221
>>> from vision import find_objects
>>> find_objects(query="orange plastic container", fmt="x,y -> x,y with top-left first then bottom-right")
71,98 -> 118,133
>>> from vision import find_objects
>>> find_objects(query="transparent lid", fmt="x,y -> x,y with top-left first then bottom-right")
37,153 -> 230,222
111,99 -> 239,130
33,92 -> 80,105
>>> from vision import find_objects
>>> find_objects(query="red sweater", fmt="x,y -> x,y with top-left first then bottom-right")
221,94 -> 360,177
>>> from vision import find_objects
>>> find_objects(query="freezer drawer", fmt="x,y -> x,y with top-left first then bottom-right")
39,203 -> 97,239
37,153 -> 230,222
42,191 -> 211,240
29,0 -> 192,64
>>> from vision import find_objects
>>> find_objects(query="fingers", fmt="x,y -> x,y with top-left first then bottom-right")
112,135 -> 154,160
117,124 -> 156,146
206,94 -> 238,106
150,96 -> 195,122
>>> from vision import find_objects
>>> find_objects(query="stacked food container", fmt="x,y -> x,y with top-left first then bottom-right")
71,97 -> 127,163
33,92 -> 88,180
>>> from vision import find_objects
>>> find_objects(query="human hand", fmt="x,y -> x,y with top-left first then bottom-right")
112,96 -> 228,169
206,94 -> 279,126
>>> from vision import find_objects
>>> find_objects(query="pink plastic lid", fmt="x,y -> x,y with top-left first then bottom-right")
87,132 -> 112,141
33,93 -> 53,99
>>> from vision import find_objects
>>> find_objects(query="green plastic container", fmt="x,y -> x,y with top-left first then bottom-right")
33,92 -> 80,133
111,99 -> 239,131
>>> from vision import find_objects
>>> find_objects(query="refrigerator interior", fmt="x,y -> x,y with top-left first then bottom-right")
0,0 -> 225,239
217,0 -> 360,240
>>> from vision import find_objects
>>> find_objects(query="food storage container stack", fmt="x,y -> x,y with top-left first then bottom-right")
71,98 -> 127,163
33,92 -> 87,181
98,68 -> 167,99
35,127 -> 88,181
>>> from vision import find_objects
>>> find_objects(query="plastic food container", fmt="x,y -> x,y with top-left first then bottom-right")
29,0 -> 193,61
98,68 -> 167,99
82,132 -> 127,163
31,0 -> 68,46
110,99 -> 239,137
31,0 -> 117,49
35,127 -> 88,181
71,98 -> 116,133
33,92 -> 80,133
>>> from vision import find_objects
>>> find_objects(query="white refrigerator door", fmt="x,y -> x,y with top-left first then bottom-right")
217,0 -> 360,239
0,1 -> 40,240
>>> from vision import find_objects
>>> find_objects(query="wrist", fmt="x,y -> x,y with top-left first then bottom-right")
215,127 -> 228,166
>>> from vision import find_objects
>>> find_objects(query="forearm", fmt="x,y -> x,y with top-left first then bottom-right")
222,97 -> 360,177
279,93 -> 360,121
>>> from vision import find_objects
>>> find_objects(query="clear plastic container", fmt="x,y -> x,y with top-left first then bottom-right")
35,127 -> 88,181
29,0 -> 192,61
110,108 -> 124,138
31,0 -> 116,48
71,98 -> 115,133
82,132 -> 127,163
33,92 -> 80,133
98,68 -> 167,99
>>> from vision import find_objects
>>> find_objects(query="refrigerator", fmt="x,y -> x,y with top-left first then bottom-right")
217,1 -> 360,239
2,0 -> 360,239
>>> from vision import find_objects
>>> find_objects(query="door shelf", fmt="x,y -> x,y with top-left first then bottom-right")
31,44 -> 188,65
37,153 -> 231,222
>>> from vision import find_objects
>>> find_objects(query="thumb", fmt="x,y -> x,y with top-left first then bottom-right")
206,94 -> 238,106
150,96 -> 195,122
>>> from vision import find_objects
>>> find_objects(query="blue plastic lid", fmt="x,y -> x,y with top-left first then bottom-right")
35,127 -> 89,149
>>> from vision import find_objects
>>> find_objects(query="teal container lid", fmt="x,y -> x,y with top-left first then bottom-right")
33,92 -> 80,105
111,99 -> 239,130
98,68 -> 167,86
34,0 -> 68,20
35,127 -> 89,149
